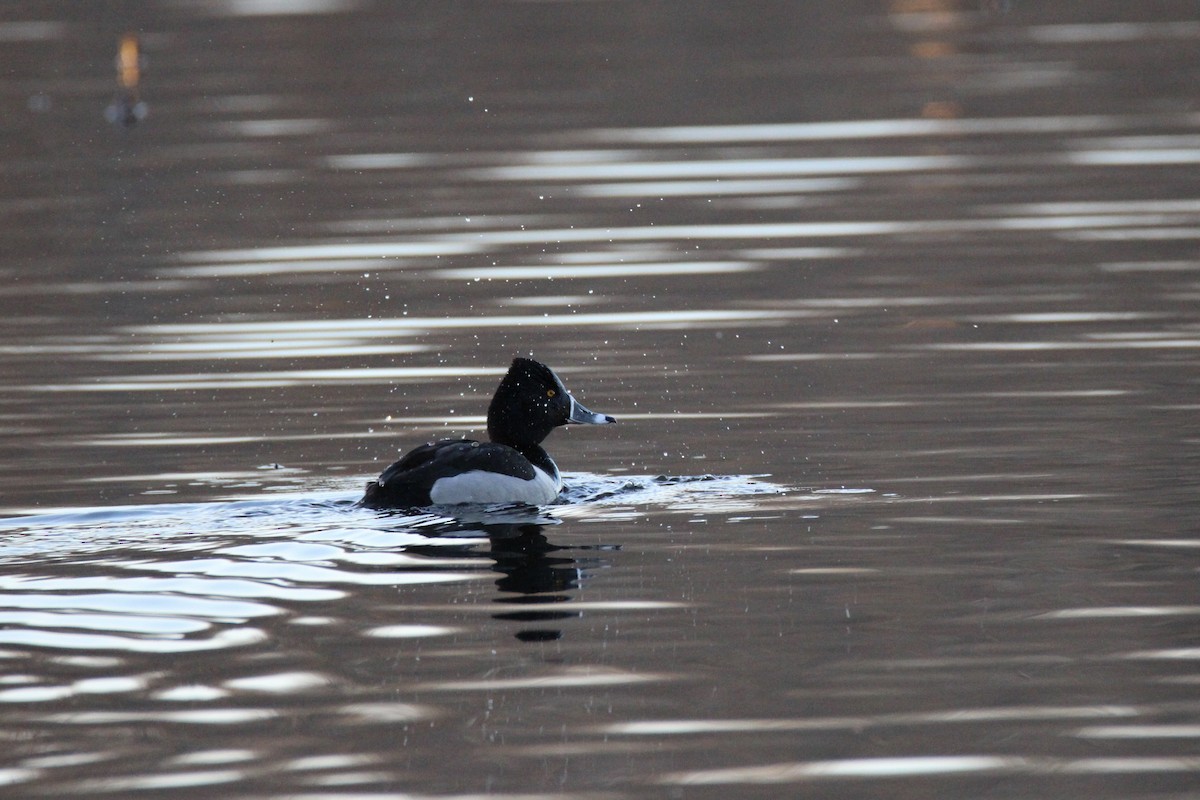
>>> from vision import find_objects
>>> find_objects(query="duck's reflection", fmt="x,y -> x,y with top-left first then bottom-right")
409,519 -> 616,642
484,523 -> 580,642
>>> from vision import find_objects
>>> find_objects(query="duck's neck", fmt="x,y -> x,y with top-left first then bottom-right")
488,424 -> 560,482
517,443 -> 559,482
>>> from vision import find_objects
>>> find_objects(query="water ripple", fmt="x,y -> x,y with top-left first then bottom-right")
126,556 -> 484,586
660,755 -> 1026,784
658,755 -> 1200,785
417,666 -> 673,692
0,474 -> 780,663
0,626 -> 266,654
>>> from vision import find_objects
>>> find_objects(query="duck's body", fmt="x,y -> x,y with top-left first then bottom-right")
362,358 -> 615,509
364,439 -> 561,507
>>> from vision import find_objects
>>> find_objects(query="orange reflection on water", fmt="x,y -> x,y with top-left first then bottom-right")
116,33 -> 139,89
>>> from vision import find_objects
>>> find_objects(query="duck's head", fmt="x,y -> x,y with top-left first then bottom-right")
486,357 -> 616,448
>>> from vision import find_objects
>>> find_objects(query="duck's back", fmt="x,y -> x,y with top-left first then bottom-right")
361,439 -> 560,509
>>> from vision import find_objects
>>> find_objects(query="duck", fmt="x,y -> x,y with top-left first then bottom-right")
361,358 -> 615,509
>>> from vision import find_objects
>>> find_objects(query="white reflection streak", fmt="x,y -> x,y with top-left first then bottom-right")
1122,648 -> 1200,660
154,686 -> 229,702
1036,606 -> 1200,619
418,667 -> 669,691
135,558 -> 484,587
38,310 -> 805,391
128,310 -> 802,336
915,341 -> 1200,352
0,610 -> 207,635
660,756 -> 1024,784
32,366 -> 504,393
1076,725 -> 1200,739
0,627 -> 266,654
22,753 -> 110,769
39,709 -> 276,725
165,258 -> 408,277
1062,228 -> 1200,241
102,339 -> 419,353
1,676 -> 147,703
609,719 -> 861,735
991,199 -> 1200,215
85,435 -> 260,445
434,261 -> 757,280
1027,21 -> 1200,43
604,705 -> 1136,737
1078,135 -> 1200,152
224,672 -> 328,693
658,755 -> 1200,784
1114,539 -> 1200,548
874,492 -> 1093,503
521,600 -> 687,611
0,592 -> 278,619
63,770 -> 247,792
989,213 -> 1200,231
364,624 -> 457,638
213,118 -> 332,137
282,754 -> 379,770
206,0 -> 362,17
179,240 -> 482,263
177,224 -> 905,267
1055,757 -> 1200,774
0,575 -> 344,602
336,702 -> 438,723
475,155 -> 968,181
578,115 -> 1143,144
102,344 -> 424,361
1067,150 -> 1200,166
577,177 -> 858,197
175,213 -> 1199,270
168,750 -> 257,766
322,153 -> 437,169
455,221 -> 905,244
967,312 -> 1156,323
0,768 -> 38,787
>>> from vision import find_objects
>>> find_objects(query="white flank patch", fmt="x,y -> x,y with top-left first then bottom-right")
429,465 -> 561,505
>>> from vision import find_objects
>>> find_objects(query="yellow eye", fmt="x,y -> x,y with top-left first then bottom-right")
546,389 -> 556,398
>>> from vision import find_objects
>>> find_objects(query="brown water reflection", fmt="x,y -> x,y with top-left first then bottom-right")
2,1 -> 1200,797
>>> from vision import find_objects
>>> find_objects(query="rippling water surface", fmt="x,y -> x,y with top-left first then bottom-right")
2,1 -> 1199,797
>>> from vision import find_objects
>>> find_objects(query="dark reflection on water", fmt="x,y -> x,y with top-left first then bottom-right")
401,517 -> 621,642
480,526 -> 581,631
3,0 -> 1200,797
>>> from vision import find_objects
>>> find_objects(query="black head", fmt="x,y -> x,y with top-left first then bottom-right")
486,358 -> 615,448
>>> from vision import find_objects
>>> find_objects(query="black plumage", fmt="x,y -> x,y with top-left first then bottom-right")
361,358 -> 614,509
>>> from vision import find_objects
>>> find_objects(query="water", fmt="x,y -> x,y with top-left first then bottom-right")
2,1 -> 1200,797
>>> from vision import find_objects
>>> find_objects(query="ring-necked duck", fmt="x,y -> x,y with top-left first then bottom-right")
361,358 -> 615,509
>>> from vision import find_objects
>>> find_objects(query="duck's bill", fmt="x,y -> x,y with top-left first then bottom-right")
568,395 -> 616,425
